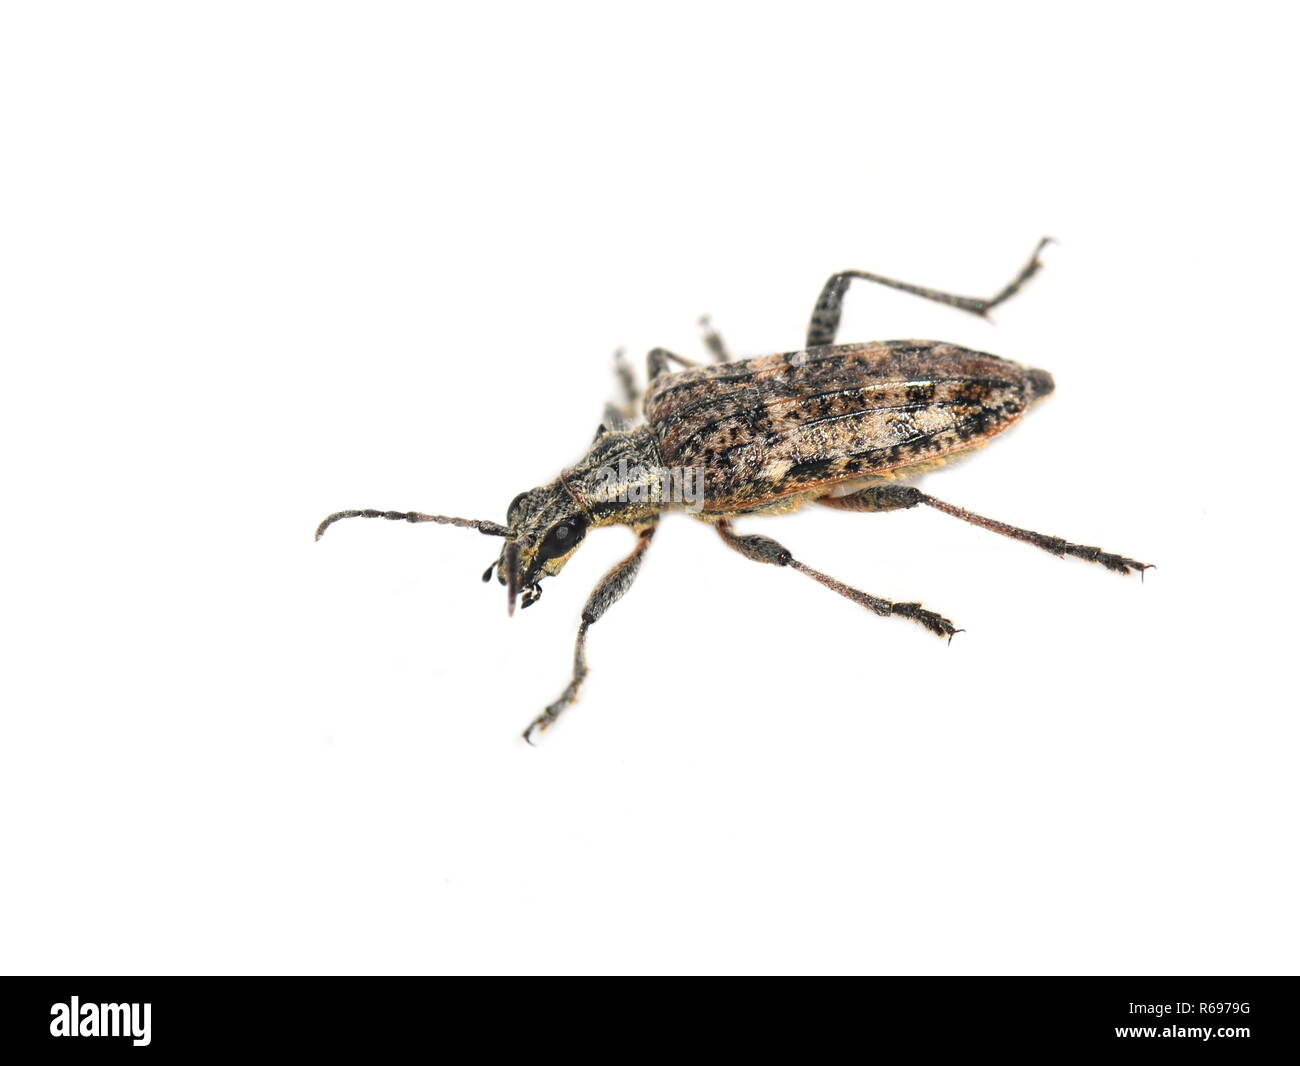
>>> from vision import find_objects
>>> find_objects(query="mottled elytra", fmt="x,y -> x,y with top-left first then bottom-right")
316,239 -> 1151,742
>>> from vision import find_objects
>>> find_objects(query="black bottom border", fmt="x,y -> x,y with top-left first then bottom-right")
3,977 -> 1291,1054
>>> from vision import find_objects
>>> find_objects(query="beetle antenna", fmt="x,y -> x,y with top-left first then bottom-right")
315,509 -> 509,541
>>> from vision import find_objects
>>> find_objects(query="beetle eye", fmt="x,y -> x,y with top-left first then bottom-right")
538,517 -> 588,561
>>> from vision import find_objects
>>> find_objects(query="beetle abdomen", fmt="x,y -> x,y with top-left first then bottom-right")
645,340 -> 1053,515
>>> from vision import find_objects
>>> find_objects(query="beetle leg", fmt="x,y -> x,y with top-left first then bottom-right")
647,347 -> 697,380
698,315 -> 731,363
599,403 -> 631,435
820,486 -> 1153,576
523,526 -> 657,744
714,520 -> 960,640
817,484 -> 924,514
608,346 -> 641,423
805,237 -> 1053,347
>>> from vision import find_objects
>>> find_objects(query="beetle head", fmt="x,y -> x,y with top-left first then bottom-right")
318,427 -> 661,616
485,479 -> 589,614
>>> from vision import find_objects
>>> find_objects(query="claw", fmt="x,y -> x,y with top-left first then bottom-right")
891,601 -> 961,640
522,713 -> 553,746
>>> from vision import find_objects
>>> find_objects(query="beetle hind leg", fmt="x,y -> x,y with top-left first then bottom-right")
714,520 -> 960,641
806,237 -> 1053,347
820,485 -> 1153,576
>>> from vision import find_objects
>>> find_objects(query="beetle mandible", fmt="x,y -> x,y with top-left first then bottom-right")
316,239 -> 1151,742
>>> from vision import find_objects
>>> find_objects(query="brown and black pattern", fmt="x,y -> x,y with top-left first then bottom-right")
644,340 -> 1054,515
316,240 -> 1153,743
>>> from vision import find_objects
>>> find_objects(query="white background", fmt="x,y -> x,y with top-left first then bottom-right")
2,2 -> 1296,976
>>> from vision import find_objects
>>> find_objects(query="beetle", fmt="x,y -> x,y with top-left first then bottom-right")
316,239 -> 1151,742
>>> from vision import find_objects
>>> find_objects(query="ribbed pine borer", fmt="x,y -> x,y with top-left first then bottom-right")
317,240 -> 1151,742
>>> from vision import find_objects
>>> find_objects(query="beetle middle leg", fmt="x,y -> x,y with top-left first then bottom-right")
819,485 -> 1153,575
647,347 -> 698,381
714,520 -> 959,639
806,237 -> 1053,347
698,315 -> 731,362
524,526 -> 657,743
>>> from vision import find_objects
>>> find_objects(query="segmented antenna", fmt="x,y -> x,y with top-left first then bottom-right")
314,509 -> 508,541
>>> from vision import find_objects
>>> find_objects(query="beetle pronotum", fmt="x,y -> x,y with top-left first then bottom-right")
317,240 -> 1151,742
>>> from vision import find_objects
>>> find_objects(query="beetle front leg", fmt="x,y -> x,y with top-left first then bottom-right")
805,237 -> 1052,347
819,486 -> 1153,576
714,520 -> 959,640
523,526 -> 657,744
606,346 -> 640,425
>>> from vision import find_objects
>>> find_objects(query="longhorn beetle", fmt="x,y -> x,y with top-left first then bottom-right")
316,239 -> 1151,742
